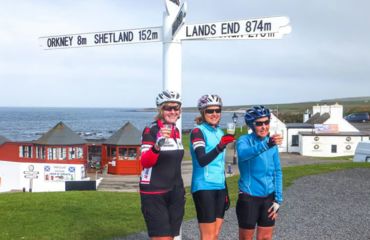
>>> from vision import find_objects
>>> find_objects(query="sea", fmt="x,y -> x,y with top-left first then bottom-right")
0,107 -> 240,141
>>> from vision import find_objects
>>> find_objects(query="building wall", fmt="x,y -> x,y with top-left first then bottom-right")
0,161 -> 87,192
300,135 -> 364,157
269,113 -> 287,152
324,118 -> 359,132
0,142 -> 87,164
286,128 -> 313,153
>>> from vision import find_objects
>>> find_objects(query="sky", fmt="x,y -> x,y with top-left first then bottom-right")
0,0 -> 369,108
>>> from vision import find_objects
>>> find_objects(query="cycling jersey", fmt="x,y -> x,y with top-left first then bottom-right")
236,133 -> 283,204
140,120 -> 184,193
190,123 -> 225,193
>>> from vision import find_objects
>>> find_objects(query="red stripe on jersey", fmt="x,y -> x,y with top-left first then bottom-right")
192,138 -> 204,143
140,190 -> 168,195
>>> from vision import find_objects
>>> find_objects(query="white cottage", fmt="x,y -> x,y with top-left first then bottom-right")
283,103 -> 369,157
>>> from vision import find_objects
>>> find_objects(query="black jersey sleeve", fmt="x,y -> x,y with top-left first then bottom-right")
190,128 -> 222,167
141,126 -> 160,168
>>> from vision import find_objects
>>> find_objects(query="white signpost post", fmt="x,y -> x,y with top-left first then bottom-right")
40,2 -> 290,237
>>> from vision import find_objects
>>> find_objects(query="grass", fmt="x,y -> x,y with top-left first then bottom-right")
312,155 -> 353,161
1,162 -> 369,240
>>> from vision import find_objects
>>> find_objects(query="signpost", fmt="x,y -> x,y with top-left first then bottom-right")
39,2 -> 291,131
24,165 -> 39,192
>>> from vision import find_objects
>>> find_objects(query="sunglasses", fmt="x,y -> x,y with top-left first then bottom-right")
162,105 -> 180,112
204,108 -> 222,114
254,120 -> 270,126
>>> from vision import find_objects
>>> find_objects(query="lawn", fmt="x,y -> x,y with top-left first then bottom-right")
1,162 -> 369,240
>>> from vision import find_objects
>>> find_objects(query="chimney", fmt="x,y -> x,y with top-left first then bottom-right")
303,109 -> 311,123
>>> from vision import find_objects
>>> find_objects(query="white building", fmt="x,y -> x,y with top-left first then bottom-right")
270,103 -> 370,157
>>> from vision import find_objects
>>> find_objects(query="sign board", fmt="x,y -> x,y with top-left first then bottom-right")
39,27 -> 163,50
24,175 -> 38,179
178,16 -> 290,40
314,124 -> 339,134
44,165 -> 76,181
23,171 -> 39,175
172,2 -> 187,37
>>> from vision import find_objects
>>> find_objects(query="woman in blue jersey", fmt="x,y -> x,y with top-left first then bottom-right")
140,90 -> 185,240
236,105 -> 283,240
190,94 -> 235,239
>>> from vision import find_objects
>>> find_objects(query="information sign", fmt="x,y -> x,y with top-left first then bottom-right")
178,16 -> 290,40
39,27 -> 163,50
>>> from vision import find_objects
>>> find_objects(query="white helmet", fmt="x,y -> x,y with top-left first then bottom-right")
156,90 -> 182,107
197,94 -> 223,110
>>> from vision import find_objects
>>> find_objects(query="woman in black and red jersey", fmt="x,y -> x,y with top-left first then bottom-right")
140,90 -> 185,240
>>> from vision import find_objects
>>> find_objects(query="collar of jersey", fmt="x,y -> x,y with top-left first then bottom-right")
202,122 -> 219,131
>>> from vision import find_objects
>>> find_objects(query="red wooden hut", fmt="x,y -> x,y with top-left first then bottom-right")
102,122 -> 142,175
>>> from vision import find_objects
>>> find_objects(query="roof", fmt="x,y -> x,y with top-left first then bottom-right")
0,135 -> 10,145
299,131 -> 369,137
286,123 -> 314,129
105,122 -> 141,146
305,112 -> 330,124
35,122 -> 87,145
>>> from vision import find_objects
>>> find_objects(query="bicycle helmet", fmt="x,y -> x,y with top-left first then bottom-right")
156,90 -> 182,107
197,94 -> 223,110
244,105 -> 271,127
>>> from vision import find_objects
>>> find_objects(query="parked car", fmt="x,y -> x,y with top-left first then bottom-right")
344,112 -> 370,122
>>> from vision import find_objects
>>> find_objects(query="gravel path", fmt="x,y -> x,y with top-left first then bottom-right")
121,168 -> 370,240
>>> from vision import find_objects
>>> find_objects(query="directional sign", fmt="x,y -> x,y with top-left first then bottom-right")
23,171 -> 39,174
178,16 -> 290,40
39,27 -> 163,50
25,175 -> 38,179
172,2 -> 187,37
209,25 -> 292,41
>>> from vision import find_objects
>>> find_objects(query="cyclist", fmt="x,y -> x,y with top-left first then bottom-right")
140,90 -> 185,240
190,94 -> 235,239
236,105 -> 283,240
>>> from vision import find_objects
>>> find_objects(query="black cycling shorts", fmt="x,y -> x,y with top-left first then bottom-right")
236,192 -> 275,229
140,186 -> 185,237
192,189 -> 227,223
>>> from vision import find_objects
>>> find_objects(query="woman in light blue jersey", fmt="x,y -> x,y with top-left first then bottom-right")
236,105 -> 283,240
190,94 -> 235,239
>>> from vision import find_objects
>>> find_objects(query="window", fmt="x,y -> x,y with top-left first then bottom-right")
36,146 -> 46,159
19,145 -> 33,158
331,145 -> 337,153
47,147 -> 67,160
119,148 -> 128,160
118,147 -> 137,160
128,148 -> 137,160
69,147 -> 83,159
291,135 -> 299,146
